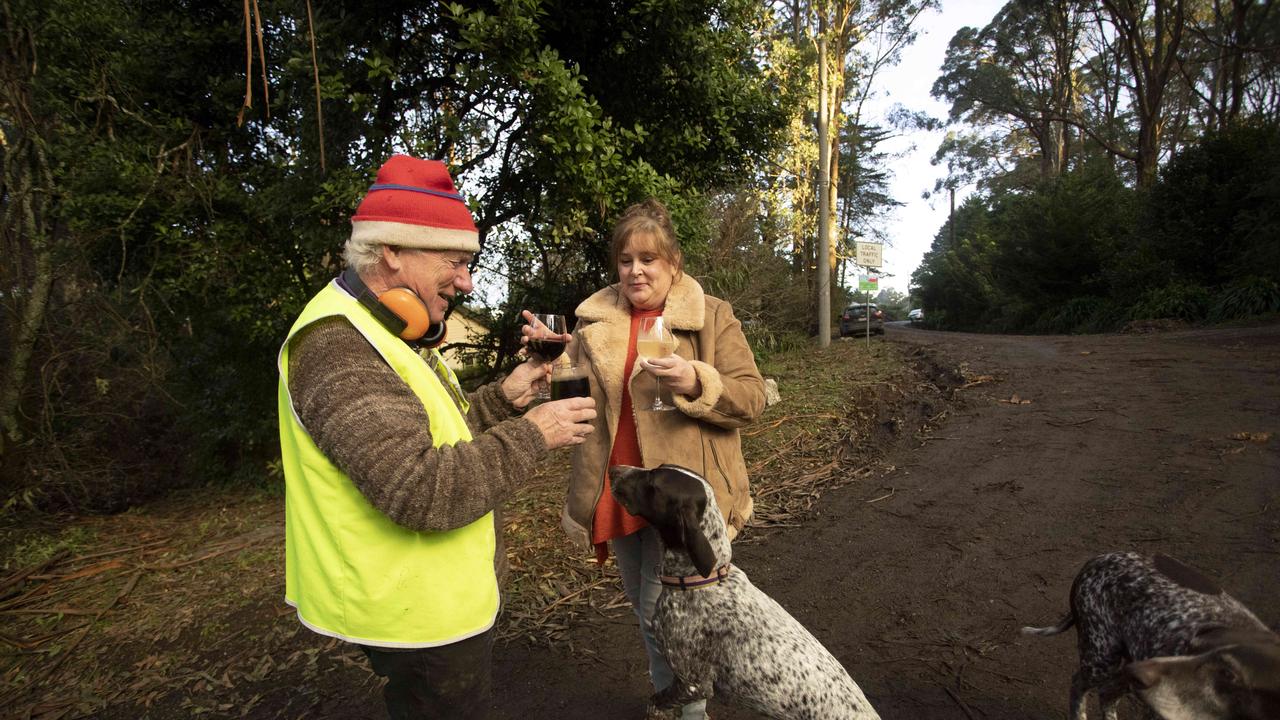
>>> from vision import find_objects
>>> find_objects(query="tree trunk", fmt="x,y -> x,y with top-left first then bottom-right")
1102,0 -> 1186,188
0,140 -> 56,458
816,24 -> 831,347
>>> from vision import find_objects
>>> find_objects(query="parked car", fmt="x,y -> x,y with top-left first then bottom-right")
839,303 -> 884,336
907,308 -> 924,322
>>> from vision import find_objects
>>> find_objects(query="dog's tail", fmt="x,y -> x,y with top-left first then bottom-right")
1021,612 -> 1075,637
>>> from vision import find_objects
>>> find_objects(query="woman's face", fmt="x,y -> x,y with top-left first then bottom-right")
617,233 -> 677,311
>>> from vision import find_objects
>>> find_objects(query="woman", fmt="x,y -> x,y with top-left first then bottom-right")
563,199 -> 766,719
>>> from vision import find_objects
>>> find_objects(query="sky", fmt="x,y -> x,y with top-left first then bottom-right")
863,0 -> 1007,297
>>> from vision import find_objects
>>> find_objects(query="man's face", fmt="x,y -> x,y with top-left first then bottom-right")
394,248 -> 474,323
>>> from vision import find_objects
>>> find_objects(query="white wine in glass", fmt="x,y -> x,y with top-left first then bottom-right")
636,316 -> 677,411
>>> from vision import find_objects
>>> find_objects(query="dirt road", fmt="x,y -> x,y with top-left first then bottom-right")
494,322 -> 1280,719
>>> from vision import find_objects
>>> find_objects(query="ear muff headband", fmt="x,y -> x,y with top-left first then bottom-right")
341,269 -> 446,347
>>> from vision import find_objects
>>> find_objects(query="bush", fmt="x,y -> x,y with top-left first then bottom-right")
1129,282 -> 1212,322
1033,297 -> 1125,334
1208,276 -> 1280,322
1140,122 -> 1280,288
984,300 -> 1039,334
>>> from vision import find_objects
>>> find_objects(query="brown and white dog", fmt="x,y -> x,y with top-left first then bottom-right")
1023,551 -> 1280,720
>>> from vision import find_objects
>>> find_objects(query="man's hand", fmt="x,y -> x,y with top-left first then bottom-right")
525,397 -> 597,449
638,355 -> 701,397
501,358 -> 551,409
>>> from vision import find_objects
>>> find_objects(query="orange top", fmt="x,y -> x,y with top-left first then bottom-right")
592,306 -> 665,563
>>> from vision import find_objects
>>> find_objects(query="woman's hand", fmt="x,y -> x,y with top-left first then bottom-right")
518,309 -> 572,349
503,310 -> 573,407
638,355 -> 701,397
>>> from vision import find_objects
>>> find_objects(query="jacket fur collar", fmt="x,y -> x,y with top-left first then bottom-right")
573,275 -> 706,429
574,273 -> 706,330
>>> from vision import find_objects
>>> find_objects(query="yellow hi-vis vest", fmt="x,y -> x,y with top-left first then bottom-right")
277,280 -> 498,647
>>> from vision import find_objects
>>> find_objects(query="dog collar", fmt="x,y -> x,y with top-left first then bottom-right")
660,564 -> 732,590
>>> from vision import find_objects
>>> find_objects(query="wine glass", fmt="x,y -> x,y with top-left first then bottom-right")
526,313 -> 567,400
550,361 -> 592,400
636,316 -> 677,411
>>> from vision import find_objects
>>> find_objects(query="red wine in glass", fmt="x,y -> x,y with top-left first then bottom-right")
526,338 -> 566,362
528,313 -> 568,400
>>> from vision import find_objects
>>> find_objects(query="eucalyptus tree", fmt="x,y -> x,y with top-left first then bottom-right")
1098,0 -> 1189,187
933,0 -> 1262,191
1177,0 -> 1280,132
933,0 -> 1086,183
767,0 -> 935,340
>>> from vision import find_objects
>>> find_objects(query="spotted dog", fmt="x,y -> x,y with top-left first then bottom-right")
1023,551 -> 1280,720
609,464 -> 881,720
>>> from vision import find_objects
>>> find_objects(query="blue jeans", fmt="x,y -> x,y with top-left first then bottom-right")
612,526 -> 708,719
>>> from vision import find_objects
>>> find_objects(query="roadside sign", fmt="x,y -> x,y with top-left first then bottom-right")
855,241 -> 883,268
858,275 -> 878,292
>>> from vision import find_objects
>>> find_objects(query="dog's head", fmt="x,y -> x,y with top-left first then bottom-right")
609,464 -> 728,577
1124,628 -> 1280,720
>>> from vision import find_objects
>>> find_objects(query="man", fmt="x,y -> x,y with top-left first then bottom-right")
277,155 -> 595,719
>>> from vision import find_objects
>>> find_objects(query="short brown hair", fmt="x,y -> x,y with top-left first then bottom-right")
609,198 -> 683,279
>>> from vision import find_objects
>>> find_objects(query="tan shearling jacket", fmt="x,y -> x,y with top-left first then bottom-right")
560,274 -> 766,548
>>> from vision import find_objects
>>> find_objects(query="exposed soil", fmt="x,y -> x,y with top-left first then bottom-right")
492,322 -> 1280,719
3,321 -> 1277,719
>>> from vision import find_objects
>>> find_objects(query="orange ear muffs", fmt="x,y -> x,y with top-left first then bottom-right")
377,287 -> 432,341
340,269 -> 447,347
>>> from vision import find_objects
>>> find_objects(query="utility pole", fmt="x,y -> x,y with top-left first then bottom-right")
949,186 -> 956,247
817,17 -> 831,348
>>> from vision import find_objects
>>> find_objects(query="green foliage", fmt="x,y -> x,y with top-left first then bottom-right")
2,526 -> 96,571
1129,282 -> 1212,322
689,191 -> 812,360
1,0 -> 794,511
1032,297 -> 1125,334
988,159 -> 1134,309
1139,122 -> 1280,288
910,195 -> 999,330
1208,276 -> 1280,322
912,125 -> 1280,334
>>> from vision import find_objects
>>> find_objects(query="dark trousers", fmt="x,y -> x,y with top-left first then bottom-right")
360,628 -> 494,720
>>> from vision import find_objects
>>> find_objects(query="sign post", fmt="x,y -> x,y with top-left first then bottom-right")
853,242 -> 884,348
857,275 -> 878,348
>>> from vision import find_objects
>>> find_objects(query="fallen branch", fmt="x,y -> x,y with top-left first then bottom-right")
64,539 -> 169,565
1045,416 -> 1098,427
0,571 -> 142,708
943,686 -> 979,720
743,413 -> 842,437
0,549 -> 71,597
866,488 -> 895,504
1,607 -> 105,616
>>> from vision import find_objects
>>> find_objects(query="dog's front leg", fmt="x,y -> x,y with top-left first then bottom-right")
650,674 -> 706,710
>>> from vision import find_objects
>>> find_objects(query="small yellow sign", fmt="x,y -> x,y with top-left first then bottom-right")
855,241 -> 883,268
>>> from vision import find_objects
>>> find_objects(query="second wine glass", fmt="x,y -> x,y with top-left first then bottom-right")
636,316 -> 677,411
527,313 -> 567,400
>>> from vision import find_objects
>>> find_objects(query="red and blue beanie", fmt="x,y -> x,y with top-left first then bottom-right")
350,155 -> 480,253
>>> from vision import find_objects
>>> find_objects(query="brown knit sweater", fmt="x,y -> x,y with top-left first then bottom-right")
286,316 -> 547,580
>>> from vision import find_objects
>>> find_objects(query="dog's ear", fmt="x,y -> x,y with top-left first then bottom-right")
677,498 -> 717,578
1190,624 -> 1273,652
609,465 -> 642,485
